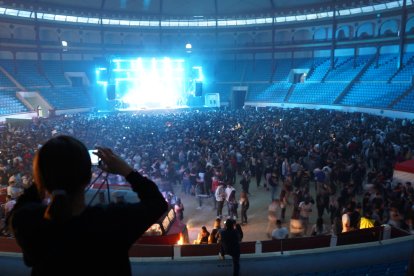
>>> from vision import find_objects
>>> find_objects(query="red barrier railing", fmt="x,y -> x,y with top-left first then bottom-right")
0,225 -> 410,259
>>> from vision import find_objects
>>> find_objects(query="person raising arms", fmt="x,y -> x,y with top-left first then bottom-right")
9,135 -> 168,276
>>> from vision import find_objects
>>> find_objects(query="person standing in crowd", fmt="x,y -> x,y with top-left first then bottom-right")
298,197 -> 313,235
269,173 -> 280,201
279,190 -> 288,222
266,199 -> 281,238
218,219 -> 240,276
235,223 -> 244,242
182,169 -> 192,195
215,182 -> 226,218
211,175 -> 220,209
290,207 -> 305,237
7,176 -> 23,200
264,164 -> 273,191
311,217 -> 328,236
255,157 -> 263,188
272,219 -> 289,240
225,183 -> 236,217
174,198 -> 184,221
240,170 -> 251,195
208,218 -> 221,244
239,191 -> 249,225
228,190 -> 238,220
9,135 -> 168,275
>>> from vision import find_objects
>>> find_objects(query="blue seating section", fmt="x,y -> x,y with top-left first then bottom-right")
0,60 -> 50,87
360,54 -> 398,81
212,60 -> 246,82
295,260 -> 408,275
2,54 -> 414,114
247,82 -> 291,102
0,66 -> 15,88
289,83 -> 348,104
273,59 -> 293,82
42,61 -> 71,86
38,87 -> 93,109
393,53 -> 414,82
393,88 -> 414,112
306,58 -> 331,81
340,83 -> 410,108
0,90 -> 28,115
325,55 -> 373,82
243,60 -> 273,82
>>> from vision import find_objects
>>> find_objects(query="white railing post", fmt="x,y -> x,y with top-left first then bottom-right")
173,244 -> 181,259
382,224 -> 391,240
255,240 -> 262,254
330,235 -> 338,247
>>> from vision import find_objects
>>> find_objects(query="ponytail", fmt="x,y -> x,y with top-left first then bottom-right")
44,190 -> 71,222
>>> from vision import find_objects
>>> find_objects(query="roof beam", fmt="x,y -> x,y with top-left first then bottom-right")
269,0 -> 276,10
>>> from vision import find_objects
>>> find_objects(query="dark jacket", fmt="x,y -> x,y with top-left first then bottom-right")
218,228 -> 240,257
11,171 -> 168,276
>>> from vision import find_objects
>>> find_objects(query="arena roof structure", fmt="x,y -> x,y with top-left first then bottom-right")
0,0 -> 410,28
1,0 -> 405,18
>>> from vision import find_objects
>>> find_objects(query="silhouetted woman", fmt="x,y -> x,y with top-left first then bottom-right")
9,135 -> 168,276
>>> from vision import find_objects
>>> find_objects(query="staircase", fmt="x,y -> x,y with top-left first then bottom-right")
0,66 -> 25,91
333,55 -> 376,104
388,55 -> 414,83
283,84 -> 296,102
388,84 -> 414,109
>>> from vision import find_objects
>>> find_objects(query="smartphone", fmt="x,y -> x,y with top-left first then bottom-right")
88,149 -> 99,166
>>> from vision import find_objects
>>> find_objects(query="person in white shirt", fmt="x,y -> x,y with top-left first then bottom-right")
225,183 -> 235,216
215,182 -> 226,218
7,176 -> 23,200
272,220 -> 289,239
298,197 -> 313,235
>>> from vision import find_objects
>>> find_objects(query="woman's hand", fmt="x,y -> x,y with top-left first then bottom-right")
94,147 -> 133,177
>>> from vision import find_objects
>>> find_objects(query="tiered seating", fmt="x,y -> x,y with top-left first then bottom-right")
0,89 -> 28,115
293,58 -> 315,69
273,59 -> 293,81
0,65 -> 15,88
306,58 -> 331,81
360,54 -> 398,81
393,53 -> 414,82
393,87 -> 414,112
324,55 -> 373,82
212,60 -> 246,82
42,61 -> 70,86
340,83 -> 410,108
13,60 -> 50,87
288,82 -> 348,104
38,87 -> 93,109
243,60 -> 273,82
246,83 -> 291,102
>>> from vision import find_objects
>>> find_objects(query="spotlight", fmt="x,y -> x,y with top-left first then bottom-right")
185,43 -> 192,53
61,40 -> 68,52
